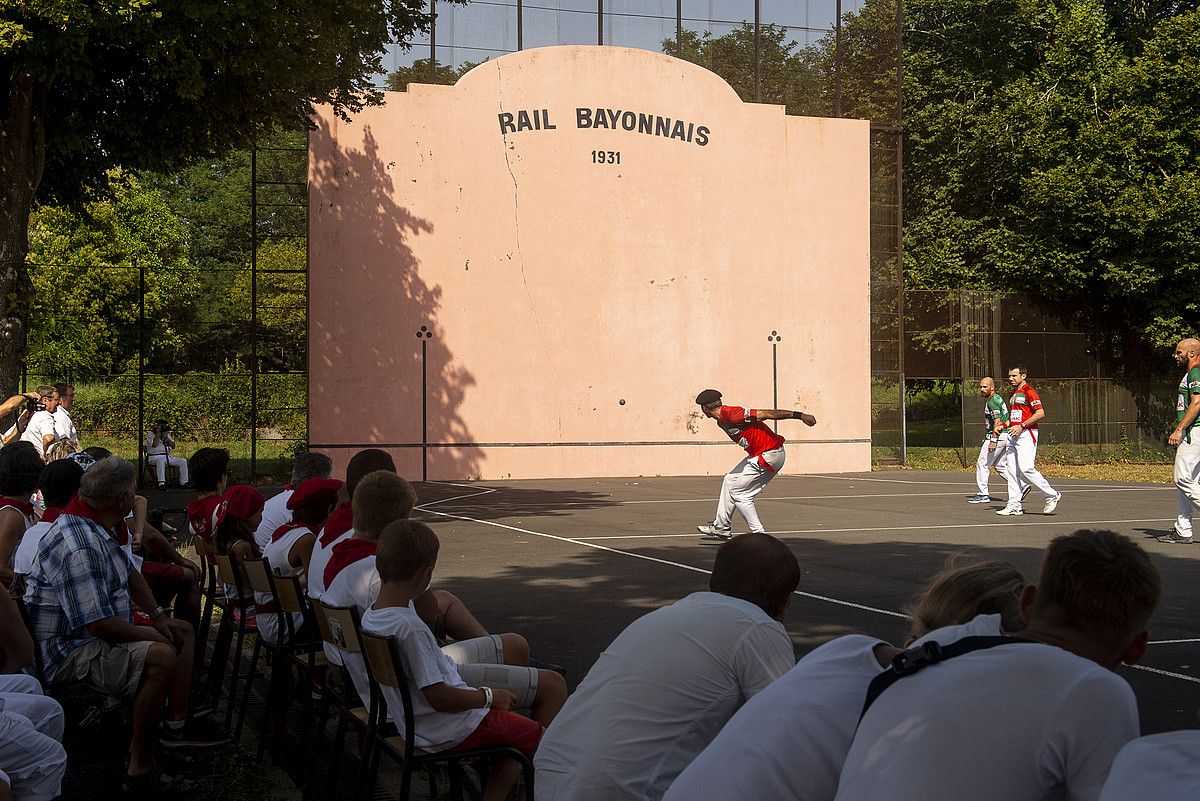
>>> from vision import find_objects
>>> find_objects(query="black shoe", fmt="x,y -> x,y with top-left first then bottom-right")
160,715 -> 230,749
1157,532 -> 1194,544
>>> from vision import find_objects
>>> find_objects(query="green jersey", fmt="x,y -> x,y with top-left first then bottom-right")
984,393 -> 1009,440
1176,366 -> 1200,429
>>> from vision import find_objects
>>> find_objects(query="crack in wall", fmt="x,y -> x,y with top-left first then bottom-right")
496,63 -> 565,438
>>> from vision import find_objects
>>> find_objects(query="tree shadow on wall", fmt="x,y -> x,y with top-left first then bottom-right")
308,116 -> 482,480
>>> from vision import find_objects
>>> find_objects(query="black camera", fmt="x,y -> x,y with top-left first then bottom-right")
26,399 -> 45,414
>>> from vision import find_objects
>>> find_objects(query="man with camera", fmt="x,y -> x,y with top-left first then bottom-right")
145,421 -> 189,489
20,387 -> 61,461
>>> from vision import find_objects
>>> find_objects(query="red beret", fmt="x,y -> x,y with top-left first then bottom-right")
287,478 -> 344,510
217,484 -> 265,524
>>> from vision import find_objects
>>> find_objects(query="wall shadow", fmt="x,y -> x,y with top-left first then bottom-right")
308,115 -> 482,480
414,481 -> 618,520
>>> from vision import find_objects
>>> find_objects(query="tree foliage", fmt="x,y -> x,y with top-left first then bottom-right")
902,0 -> 1200,362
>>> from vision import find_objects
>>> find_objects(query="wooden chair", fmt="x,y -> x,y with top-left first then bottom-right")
360,630 -> 535,801
194,538 -> 223,676
312,602 -> 375,801
211,550 -> 256,730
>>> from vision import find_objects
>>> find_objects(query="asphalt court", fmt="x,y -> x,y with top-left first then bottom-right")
409,470 -> 1200,735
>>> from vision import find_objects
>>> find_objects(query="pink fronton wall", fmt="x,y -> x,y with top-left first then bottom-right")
308,46 -> 871,481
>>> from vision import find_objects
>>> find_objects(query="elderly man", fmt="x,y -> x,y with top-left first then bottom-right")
145,420 -> 189,489
535,533 -> 800,801
1162,338 -> 1200,543
24,458 -> 223,793
19,388 -> 59,461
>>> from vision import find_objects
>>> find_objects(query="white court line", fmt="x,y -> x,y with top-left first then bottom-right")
573,518 -> 1177,539
417,487 -> 498,509
808,474 -> 1163,491
1127,663 -> 1200,684
427,485 -> 1174,510
1149,639 -> 1200,645
420,507 -> 908,619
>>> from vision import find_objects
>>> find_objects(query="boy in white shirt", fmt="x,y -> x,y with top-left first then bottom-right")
363,519 -> 559,801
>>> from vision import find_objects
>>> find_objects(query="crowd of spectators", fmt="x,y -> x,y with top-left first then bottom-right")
0,433 -> 1195,800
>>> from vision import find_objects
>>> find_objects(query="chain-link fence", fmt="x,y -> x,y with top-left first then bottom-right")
19,135 -> 308,486
871,290 -> 1176,466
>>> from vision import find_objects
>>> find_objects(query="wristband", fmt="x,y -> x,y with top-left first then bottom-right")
791,410 -> 803,419
150,606 -> 167,620
482,686 -> 493,708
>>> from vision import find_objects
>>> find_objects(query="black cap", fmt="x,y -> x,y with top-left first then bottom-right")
695,389 -> 722,407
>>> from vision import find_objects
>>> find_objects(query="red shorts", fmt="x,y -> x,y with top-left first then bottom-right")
449,709 -> 542,758
141,560 -> 188,585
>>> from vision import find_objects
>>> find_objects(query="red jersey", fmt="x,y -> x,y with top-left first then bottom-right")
1007,385 -> 1043,431
716,406 -> 785,457
187,495 -> 223,543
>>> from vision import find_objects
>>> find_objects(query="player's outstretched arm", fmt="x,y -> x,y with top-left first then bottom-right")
756,409 -> 817,426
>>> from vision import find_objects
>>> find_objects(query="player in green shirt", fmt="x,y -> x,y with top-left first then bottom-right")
1163,338 -> 1200,543
968,377 -> 1014,503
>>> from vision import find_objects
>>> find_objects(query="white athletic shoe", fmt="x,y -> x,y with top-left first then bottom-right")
697,524 -> 733,540
1043,494 -> 1061,515
996,506 -> 1023,516
967,494 -> 991,503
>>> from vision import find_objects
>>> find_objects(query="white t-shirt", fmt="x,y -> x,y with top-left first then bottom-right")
254,489 -> 294,552
12,520 -> 51,575
257,524 -> 311,645
1098,730 -> 1200,801
834,638 -> 1140,801
361,603 -> 488,751
321,552 -> 381,709
664,615 -> 1008,801
52,408 -> 78,446
21,412 -> 56,458
534,591 -> 795,801
308,528 -> 354,601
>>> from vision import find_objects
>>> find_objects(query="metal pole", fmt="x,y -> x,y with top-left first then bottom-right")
754,0 -> 761,102
834,0 -> 843,115
431,0 -> 437,77
138,261 -> 146,486
676,0 -> 682,51
517,0 -> 523,50
417,326 -> 433,480
250,139 -> 259,479
896,0 -> 907,466
597,0 -> 603,45
769,331 -> 782,432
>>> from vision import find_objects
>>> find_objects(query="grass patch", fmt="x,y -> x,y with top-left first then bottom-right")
872,446 -> 1172,483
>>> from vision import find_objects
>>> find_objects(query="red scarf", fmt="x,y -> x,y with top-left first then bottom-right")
40,506 -> 64,524
0,497 -> 36,518
319,501 -> 353,547
187,495 -> 222,541
271,521 -> 306,543
323,538 -> 376,589
64,496 -> 130,546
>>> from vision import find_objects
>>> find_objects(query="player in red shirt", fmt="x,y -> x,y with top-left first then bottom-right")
694,389 -> 817,539
998,366 -> 1061,516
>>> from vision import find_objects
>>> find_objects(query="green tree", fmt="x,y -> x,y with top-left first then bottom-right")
385,58 -> 481,90
1,0 -> 439,391
902,0 -> 1200,364
26,170 -> 203,377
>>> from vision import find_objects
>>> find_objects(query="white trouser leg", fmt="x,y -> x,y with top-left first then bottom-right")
975,441 -> 993,494
0,691 -> 63,742
170,454 -> 189,485
1174,437 -> 1200,536
714,448 -> 784,533
148,454 -> 168,484
0,711 -> 66,801
1010,430 -> 1057,500
1003,437 -> 1024,508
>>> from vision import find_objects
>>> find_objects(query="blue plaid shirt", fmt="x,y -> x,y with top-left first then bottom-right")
23,513 -> 135,682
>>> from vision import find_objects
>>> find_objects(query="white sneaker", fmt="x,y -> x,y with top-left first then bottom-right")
697,524 -> 732,540
996,506 -> 1023,516
1043,494 -> 1061,515
967,494 -> 991,503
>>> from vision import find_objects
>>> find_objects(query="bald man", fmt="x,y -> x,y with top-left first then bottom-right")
968,377 -> 1016,504
1163,338 -> 1200,543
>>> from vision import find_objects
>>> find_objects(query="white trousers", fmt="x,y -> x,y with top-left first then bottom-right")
0,710 -> 66,801
0,675 -> 63,742
1003,429 -> 1057,509
1174,437 -> 1200,536
147,453 -> 189,485
713,447 -> 785,533
975,436 -> 1010,495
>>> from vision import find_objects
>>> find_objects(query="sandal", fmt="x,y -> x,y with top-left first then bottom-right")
121,766 -> 196,796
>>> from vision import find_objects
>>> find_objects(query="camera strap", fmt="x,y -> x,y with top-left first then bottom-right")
859,635 -> 1034,722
